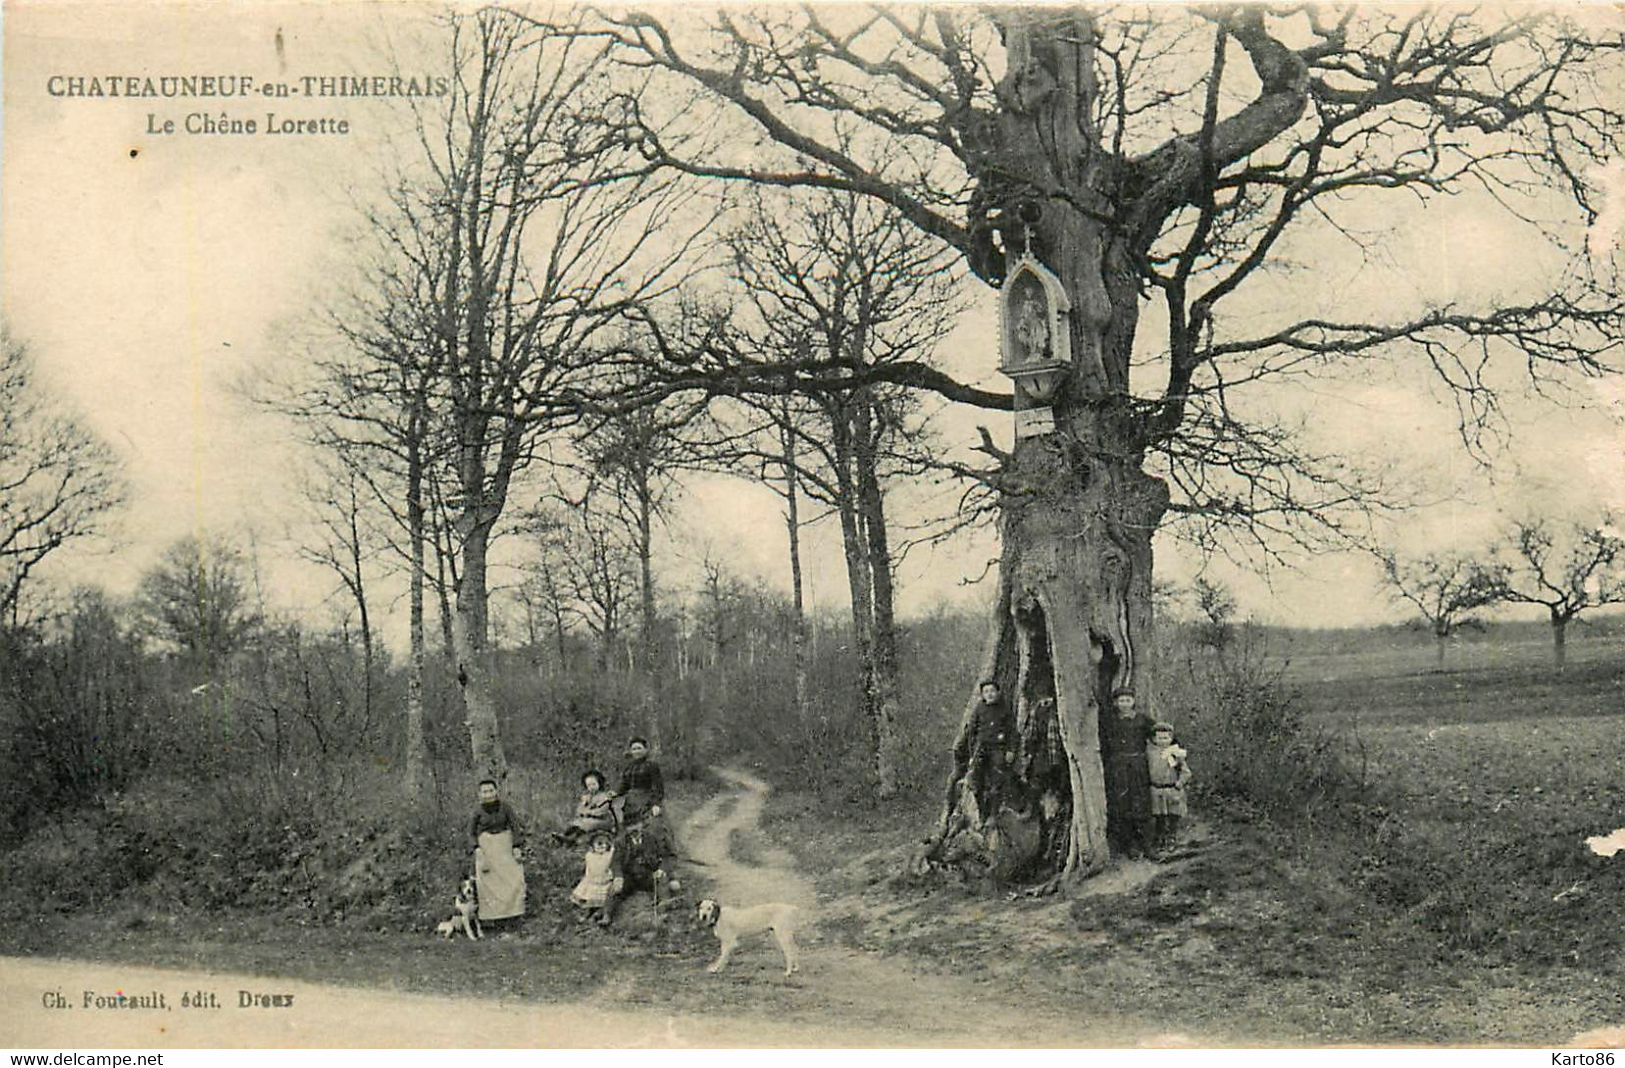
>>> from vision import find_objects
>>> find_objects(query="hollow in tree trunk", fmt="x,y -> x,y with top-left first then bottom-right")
923,12 -> 1172,883
924,438 -> 1168,885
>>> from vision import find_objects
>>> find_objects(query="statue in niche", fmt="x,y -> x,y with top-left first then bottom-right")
1011,283 -> 1050,366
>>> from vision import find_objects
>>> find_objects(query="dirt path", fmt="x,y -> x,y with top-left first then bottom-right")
680,766 -> 817,910
0,954 -> 914,1048
676,766 -> 1175,1046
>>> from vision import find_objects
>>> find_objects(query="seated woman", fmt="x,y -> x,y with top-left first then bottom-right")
612,736 -> 664,826
554,769 -> 616,845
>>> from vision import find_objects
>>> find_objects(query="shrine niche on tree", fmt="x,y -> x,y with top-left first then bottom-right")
921,208 -> 1159,888
998,221 -> 1082,440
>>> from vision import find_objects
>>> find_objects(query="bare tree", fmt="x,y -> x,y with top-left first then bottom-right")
576,398 -> 696,672
1494,516 -> 1625,670
0,329 -> 123,627
697,187 -> 963,796
136,534 -> 262,671
298,9 -> 703,782
1380,551 -> 1505,669
522,495 -> 640,671
422,11 -> 704,782
296,459 -> 383,723
267,233 -> 448,797
1190,576 -> 1238,653
548,6 -> 1622,880
773,399 -> 812,719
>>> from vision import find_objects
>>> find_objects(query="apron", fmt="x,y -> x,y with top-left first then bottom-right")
474,829 -> 525,920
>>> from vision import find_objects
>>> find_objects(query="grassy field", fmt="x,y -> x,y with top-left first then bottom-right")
1272,624 -> 1623,727
762,625 -> 1625,1044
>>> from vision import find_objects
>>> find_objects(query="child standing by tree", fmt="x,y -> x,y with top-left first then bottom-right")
1146,722 -> 1191,858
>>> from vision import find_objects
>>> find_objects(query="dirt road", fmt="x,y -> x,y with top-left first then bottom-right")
673,766 -> 1170,1045
2,769 -> 1178,1048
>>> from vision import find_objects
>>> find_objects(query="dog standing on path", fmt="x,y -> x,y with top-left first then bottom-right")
696,898 -> 801,977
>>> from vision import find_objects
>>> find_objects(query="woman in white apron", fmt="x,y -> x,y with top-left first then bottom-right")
470,779 -> 526,923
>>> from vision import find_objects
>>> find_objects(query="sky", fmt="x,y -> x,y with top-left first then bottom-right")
3,2 -> 1622,643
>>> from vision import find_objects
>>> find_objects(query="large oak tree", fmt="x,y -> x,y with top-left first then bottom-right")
547,6 -> 1621,880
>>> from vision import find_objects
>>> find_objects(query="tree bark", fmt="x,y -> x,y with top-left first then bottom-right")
635,481 -> 664,751
854,391 -> 902,799
1552,614 -> 1568,671
829,409 -> 880,781
344,483 -> 375,730
782,420 -> 809,718
637,486 -> 657,670
433,532 -> 457,659
403,438 -> 429,798
454,516 -> 507,782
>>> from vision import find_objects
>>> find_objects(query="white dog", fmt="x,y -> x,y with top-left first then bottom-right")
436,877 -> 482,940
696,898 -> 801,977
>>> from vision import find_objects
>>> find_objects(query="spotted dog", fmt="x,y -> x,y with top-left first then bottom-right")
436,877 -> 482,940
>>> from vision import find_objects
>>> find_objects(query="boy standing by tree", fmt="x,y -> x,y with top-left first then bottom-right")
1145,722 -> 1192,859
1105,689 -> 1155,858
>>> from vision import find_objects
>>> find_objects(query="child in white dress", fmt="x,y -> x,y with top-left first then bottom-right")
571,832 -> 620,921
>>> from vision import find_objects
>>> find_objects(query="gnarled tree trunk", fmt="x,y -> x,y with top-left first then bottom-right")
925,12 -> 1171,884
929,442 -> 1168,883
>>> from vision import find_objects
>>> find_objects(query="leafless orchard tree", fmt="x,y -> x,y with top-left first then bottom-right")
537,5 -> 1622,881
1190,575 -> 1239,653
0,329 -> 123,627
1379,551 -> 1506,670
1493,516 -> 1625,670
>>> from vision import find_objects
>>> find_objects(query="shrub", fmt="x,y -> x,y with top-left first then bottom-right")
0,596 -> 179,845
0,757 -> 589,930
1157,624 -> 1369,830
